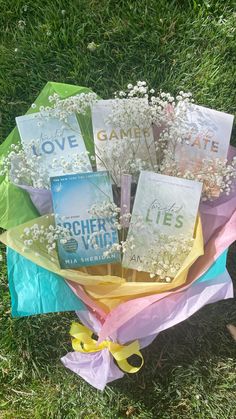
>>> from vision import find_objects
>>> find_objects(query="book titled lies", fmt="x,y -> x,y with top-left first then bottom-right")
122,171 -> 202,273
91,99 -> 156,184
16,112 -> 91,177
51,171 -> 121,269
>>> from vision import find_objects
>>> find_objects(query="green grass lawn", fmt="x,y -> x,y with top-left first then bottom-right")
0,0 -> 236,417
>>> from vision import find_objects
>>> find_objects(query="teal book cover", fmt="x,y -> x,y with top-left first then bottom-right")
50,171 -> 121,269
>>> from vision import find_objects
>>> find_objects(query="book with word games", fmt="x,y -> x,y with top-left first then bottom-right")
51,171 -> 121,269
91,99 -> 156,184
16,112 -> 91,177
122,171 -> 202,276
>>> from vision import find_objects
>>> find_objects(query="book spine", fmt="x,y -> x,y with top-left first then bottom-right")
120,174 -> 132,227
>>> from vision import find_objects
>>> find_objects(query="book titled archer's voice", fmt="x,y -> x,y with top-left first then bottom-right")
51,171 -> 121,269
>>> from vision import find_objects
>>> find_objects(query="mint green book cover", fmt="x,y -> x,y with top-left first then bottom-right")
122,171 -> 202,273
51,171 -> 121,269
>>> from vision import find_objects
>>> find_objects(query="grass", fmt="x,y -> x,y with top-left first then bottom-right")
0,0 -> 236,417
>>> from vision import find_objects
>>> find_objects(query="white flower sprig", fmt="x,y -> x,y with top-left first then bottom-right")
50,151 -> 92,175
140,233 -> 194,282
88,200 -> 132,251
103,235 -> 136,258
115,81 -> 151,99
95,81 -> 194,182
96,138 -> 155,185
113,81 -> 193,130
88,200 -> 140,232
89,200 -> 121,219
107,97 -> 153,129
20,220 -> 71,259
0,143 -> 93,190
34,92 -> 98,122
160,156 -> 236,201
0,143 -> 49,189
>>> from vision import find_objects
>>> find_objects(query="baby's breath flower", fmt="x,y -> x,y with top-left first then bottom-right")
101,82 -> 195,182
160,155 -> 236,201
87,41 -> 99,52
18,20 -> 26,30
89,200 -> 120,219
95,135 -> 153,185
139,233 -> 194,281
87,201 -> 134,257
37,92 -> 97,122
51,151 -> 92,176
0,135 -> 94,190
21,221 -> 72,256
0,143 -> 50,189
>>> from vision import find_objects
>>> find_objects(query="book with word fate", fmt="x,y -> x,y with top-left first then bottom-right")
91,99 -> 156,184
16,112 -> 91,177
122,171 -> 202,274
51,171 -> 121,269
175,104 -> 234,167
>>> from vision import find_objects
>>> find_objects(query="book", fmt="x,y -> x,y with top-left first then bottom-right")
91,99 -> 156,184
16,112 -> 92,177
50,171 -> 121,269
122,171 -> 202,276
175,104 -> 234,167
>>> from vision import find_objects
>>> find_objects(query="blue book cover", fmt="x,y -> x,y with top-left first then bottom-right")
50,171 -> 121,269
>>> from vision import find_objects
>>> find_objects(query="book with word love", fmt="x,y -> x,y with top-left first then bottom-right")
50,171 -> 121,269
91,99 -> 156,184
16,112 -> 92,177
122,171 -> 202,276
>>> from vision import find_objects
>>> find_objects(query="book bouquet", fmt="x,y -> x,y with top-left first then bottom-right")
0,81 -> 235,389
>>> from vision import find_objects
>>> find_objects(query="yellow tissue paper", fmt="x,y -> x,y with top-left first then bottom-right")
0,214 -> 204,311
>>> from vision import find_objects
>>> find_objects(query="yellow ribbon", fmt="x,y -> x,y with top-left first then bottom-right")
70,322 -> 144,374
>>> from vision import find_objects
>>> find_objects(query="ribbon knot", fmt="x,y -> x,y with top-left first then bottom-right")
70,322 -> 144,374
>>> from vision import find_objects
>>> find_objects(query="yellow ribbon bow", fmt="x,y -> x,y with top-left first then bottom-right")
70,322 -> 144,374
